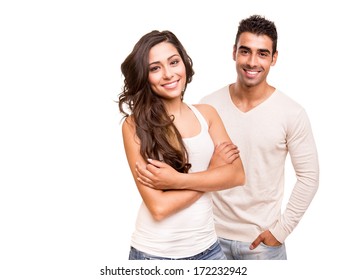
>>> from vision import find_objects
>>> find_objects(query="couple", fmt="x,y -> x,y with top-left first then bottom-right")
117,15 -> 319,260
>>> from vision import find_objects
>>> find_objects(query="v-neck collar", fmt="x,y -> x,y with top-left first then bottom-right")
228,87 -> 278,115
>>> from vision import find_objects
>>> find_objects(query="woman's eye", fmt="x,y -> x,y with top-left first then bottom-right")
171,59 -> 180,65
149,66 -> 160,72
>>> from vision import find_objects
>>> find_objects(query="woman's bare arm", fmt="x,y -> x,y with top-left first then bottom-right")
122,117 -> 203,221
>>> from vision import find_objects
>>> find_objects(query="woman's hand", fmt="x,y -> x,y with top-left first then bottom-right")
209,142 -> 240,169
136,159 -> 183,190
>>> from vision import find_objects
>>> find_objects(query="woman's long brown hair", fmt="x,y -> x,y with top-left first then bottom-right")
118,30 -> 194,173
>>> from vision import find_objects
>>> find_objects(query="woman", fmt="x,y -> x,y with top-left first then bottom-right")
118,30 -> 245,260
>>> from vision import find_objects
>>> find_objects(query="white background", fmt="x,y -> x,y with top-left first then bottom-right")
1,0 -> 345,279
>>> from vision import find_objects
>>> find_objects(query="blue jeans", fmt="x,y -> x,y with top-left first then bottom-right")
129,240 -> 226,260
218,237 -> 287,260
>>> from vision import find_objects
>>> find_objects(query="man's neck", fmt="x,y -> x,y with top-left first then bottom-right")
229,83 -> 275,112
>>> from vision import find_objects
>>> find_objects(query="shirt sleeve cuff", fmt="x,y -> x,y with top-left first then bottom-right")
269,222 -> 290,244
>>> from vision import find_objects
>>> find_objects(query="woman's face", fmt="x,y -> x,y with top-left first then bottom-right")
148,41 -> 186,100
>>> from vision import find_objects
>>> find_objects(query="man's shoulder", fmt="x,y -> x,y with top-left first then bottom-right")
274,90 -> 304,110
200,85 -> 229,104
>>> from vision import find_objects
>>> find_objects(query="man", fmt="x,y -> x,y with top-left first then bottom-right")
135,15 -> 319,260
199,14 -> 319,259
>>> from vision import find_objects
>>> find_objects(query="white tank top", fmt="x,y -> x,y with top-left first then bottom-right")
130,104 -> 217,258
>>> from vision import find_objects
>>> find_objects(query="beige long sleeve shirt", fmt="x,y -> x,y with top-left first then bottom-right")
200,86 -> 319,243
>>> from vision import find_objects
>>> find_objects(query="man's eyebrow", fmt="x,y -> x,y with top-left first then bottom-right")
238,45 -> 271,54
258,48 -> 271,54
238,45 -> 251,51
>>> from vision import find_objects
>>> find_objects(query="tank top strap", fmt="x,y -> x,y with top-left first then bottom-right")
186,104 -> 209,132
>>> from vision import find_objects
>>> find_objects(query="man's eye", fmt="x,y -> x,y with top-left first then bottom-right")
259,52 -> 269,57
